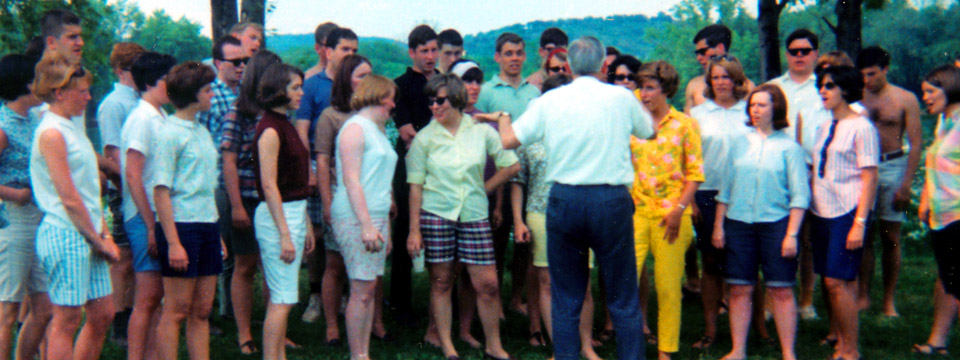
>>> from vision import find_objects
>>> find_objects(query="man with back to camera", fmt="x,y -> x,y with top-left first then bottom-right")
525,27 -> 569,90
855,45 -> 922,317
481,35 -> 655,360
304,22 -> 339,80
437,29 -> 464,73
391,24 -> 440,326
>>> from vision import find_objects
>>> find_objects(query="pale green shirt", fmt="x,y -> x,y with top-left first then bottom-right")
406,114 -> 518,222
475,74 -> 541,119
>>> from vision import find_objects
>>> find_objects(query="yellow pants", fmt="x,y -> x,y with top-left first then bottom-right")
634,211 -> 694,353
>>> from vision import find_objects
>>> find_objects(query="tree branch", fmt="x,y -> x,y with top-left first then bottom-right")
822,16 -> 838,33
777,0 -> 790,12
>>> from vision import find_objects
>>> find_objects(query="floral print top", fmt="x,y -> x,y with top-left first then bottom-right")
630,106 -> 705,218
512,141 -> 550,214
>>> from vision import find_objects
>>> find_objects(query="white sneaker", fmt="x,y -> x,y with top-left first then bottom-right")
301,293 -> 322,323
799,305 -> 819,320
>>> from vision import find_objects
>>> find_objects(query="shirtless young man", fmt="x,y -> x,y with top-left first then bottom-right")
685,24 -> 755,114
525,27 -> 568,90
304,22 -> 339,80
855,46 -> 922,317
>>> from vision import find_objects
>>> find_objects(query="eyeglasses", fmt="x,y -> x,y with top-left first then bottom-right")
694,47 -> 710,56
221,57 -> 250,67
547,66 -> 566,73
428,96 -> 448,106
820,81 -> 838,90
786,47 -> 814,57
612,74 -> 633,82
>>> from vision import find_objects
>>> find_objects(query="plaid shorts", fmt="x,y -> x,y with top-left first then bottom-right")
420,211 -> 495,265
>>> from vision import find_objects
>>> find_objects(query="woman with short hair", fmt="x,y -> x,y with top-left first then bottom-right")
152,61 -> 224,360
543,48 -> 569,77
607,55 -> 642,90
30,52 -> 121,360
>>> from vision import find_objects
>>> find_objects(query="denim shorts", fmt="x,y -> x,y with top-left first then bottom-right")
811,209 -> 866,281
723,216 -> 797,287
125,214 -> 161,273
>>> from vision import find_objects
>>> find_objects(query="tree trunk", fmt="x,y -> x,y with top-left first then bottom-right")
210,0 -> 238,41
240,0 -> 265,25
758,0 -> 786,81
834,0 -> 862,57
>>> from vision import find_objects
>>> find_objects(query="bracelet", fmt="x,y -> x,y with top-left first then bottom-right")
854,217 -> 867,226
676,203 -> 686,210
787,233 -> 798,238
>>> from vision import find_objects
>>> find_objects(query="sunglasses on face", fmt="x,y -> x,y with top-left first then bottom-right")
695,47 -> 710,56
548,66 -> 566,73
612,74 -> 634,82
428,96 -> 448,106
787,47 -> 814,57
820,81 -> 838,90
221,57 -> 250,67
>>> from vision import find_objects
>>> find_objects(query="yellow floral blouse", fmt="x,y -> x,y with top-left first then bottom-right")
630,106 -> 705,218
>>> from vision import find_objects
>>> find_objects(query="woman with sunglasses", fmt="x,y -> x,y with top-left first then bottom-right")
30,53 -> 121,360
810,65 -> 878,360
543,48 -> 569,77
688,55 -> 751,351
607,55 -> 642,91
406,74 -> 520,360
713,84 -> 809,360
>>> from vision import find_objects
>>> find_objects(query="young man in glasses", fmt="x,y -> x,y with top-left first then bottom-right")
198,35 -> 246,142
685,24 -> 756,114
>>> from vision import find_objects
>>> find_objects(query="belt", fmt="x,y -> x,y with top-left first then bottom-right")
880,150 -> 904,162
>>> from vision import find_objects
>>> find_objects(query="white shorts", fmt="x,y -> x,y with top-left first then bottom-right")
255,200 -> 307,304
876,155 -> 907,222
36,221 -> 111,306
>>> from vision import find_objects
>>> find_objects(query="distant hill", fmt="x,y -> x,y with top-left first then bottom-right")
269,13 -> 671,80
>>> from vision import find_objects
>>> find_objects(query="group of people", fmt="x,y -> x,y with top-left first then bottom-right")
0,7 -> 958,360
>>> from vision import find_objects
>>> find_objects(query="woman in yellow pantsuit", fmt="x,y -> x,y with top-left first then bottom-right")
631,60 -> 704,360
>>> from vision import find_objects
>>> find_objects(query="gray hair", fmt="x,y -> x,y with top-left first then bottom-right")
567,36 -> 605,75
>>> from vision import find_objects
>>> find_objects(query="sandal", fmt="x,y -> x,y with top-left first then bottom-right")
691,335 -> 714,350
238,340 -> 258,355
529,331 -> 546,347
913,343 -> 949,356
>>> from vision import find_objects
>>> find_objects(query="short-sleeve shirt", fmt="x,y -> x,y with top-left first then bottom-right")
925,109 -> 960,230
717,130 -> 810,223
475,75 -> 541,119
30,111 -> 102,233
97,82 -> 139,151
331,115 -> 398,220
196,78 -> 238,147
393,67 -> 438,132
151,115 -> 219,223
120,100 -> 167,220
690,99 -> 750,191
512,141 -> 550,214
513,76 -> 655,185
315,107 -> 353,158
253,110 -> 311,202
406,114 -> 518,222
630,107 -> 705,218
0,105 -> 39,188
768,72 -> 830,161
811,115 -> 880,218
219,109 -> 260,199
295,72 -> 333,153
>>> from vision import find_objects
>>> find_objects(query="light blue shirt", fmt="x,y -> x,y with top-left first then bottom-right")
150,115 -> 219,223
513,76 -> 655,186
690,99 -> 750,191
476,74 -> 541,119
717,130 -> 810,223
331,115 -> 398,221
97,82 -> 140,151
30,111 -> 103,233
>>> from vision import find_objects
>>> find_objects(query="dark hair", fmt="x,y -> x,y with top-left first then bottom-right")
314,22 -> 338,46
438,29 -> 463,47
424,73 -> 468,111
541,73 -> 572,94
166,61 -> 216,109
606,46 -> 620,57
449,58 -> 483,83
325,27 -> 358,49
637,60 -> 679,98
746,84 -> 790,130
0,54 -> 39,101
817,65 -> 864,104
212,35 -> 242,60
40,9 -> 81,40
540,27 -> 568,48
25,36 -> 46,61
236,50 -> 282,118
408,25 -> 437,49
924,65 -> 960,105
331,54 -> 371,112
110,42 -> 145,70
815,51 -> 854,75
495,32 -> 524,53
257,63 -> 304,109
785,29 -> 819,50
606,55 -> 642,85
856,46 -> 890,70
693,24 -> 732,50
131,52 -> 177,92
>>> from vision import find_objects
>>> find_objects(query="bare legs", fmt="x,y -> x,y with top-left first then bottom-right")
127,272 -> 163,360
824,277 -> 860,360
859,220 -> 901,316
46,296 -> 115,360
157,276 -> 217,360
232,253 -> 260,351
14,293 -> 52,360
322,251 -> 346,343
428,262 -> 510,359
346,279 -> 377,359
721,285 -> 797,360
263,302 -> 294,360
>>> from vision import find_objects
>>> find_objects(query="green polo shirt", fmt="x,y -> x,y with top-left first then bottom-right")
475,74 -> 541,119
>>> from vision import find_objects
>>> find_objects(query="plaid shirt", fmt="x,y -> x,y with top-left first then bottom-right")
219,109 -> 260,200
198,77 -> 238,146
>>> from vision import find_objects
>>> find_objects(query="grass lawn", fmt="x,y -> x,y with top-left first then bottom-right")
94,235 -> 950,360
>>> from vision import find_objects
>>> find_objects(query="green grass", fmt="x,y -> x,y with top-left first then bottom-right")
93,236 -> 953,360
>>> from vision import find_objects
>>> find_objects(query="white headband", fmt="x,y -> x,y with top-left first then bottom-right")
450,61 -> 480,78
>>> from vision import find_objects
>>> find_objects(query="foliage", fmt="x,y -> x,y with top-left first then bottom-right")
129,10 -> 212,63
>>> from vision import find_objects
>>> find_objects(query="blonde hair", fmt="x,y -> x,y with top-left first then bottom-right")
350,74 -> 397,110
33,52 -> 92,103
705,56 -> 750,100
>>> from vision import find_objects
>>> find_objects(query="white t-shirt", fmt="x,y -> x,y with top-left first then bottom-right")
120,99 -> 166,220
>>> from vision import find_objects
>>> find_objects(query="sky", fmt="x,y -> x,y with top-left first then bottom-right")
127,0 -> 751,40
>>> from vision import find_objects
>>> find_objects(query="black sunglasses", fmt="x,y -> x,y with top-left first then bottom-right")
221,57 -> 250,67
819,81 -> 838,90
428,96 -> 448,106
786,47 -> 814,57
547,66 -> 566,73
695,47 -> 710,56
71,65 -> 86,79
612,74 -> 634,82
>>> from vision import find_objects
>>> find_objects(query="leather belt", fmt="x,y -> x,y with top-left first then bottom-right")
880,150 -> 904,162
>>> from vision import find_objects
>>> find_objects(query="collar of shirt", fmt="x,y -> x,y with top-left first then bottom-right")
212,77 -> 238,97
136,99 -> 168,119
657,106 -> 686,127
425,113 -> 476,138
488,73 -> 532,89
777,71 -> 816,88
701,99 -> 746,113
167,114 -> 201,129
0,104 -> 28,122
